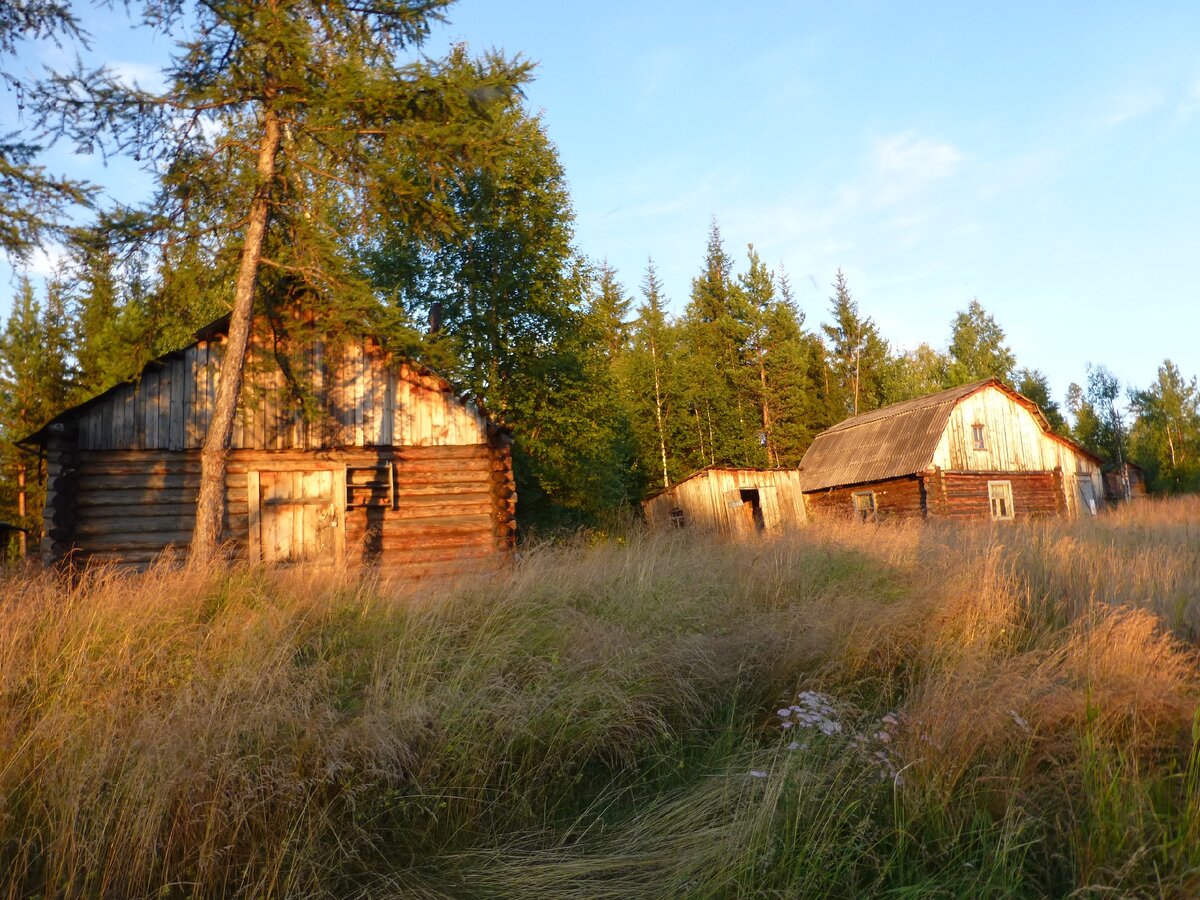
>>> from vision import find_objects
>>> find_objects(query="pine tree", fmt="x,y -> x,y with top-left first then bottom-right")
738,251 -> 818,465
590,262 -> 632,361
35,0 -> 531,562
762,265 -> 822,463
946,299 -> 1016,385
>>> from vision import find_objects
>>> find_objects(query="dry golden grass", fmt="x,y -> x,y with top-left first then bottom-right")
0,497 -> 1197,897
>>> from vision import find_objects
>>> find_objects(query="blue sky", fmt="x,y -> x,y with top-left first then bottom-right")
4,1 -> 1199,407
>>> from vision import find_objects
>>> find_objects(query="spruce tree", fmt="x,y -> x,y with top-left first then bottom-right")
678,220 -> 756,467
821,269 -> 891,418
623,259 -> 675,490
34,0 -> 531,562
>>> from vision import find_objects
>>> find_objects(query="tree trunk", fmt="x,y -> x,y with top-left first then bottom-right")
190,109 -> 281,565
756,341 -> 774,466
650,337 -> 669,489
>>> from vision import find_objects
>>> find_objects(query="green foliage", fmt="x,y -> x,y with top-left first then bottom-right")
888,342 -> 949,403
676,221 -> 758,467
946,298 -> 1016,385
0,3 -> 93,259
1016,367 -> 1068,435
1129,360 -> 1200,493
620,259 -> 678,490
0,276 -> 74,535
821,268 -> 893,417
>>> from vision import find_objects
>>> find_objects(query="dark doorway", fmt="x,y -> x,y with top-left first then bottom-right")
739,488 -> 765,532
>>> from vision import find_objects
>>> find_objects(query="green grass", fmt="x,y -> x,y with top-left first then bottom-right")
1,499 -> 1199,897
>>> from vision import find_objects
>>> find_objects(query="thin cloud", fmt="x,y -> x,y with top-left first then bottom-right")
1099,90 -> 1162,128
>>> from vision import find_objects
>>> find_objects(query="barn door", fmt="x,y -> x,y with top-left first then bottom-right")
1077,476 -> 1098,515
248,469 -> 346,564
757,485 -> 781,531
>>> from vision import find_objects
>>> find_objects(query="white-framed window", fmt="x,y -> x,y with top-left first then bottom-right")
852,490 -> 876,523
669,507 -> 686,528
972,423 -> 987,451
988,480 -> 1014,520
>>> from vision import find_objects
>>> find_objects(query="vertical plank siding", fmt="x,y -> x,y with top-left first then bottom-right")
74,335 -> 491,452
932,385 -> 1103,515
643,468 -> 808,537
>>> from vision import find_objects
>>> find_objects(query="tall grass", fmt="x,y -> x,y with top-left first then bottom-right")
1,498 -> 1198,897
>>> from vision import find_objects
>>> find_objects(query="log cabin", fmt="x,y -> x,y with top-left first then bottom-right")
20,317 -> 517,576
799,379 -> 1104,522
642,467 -> 808,537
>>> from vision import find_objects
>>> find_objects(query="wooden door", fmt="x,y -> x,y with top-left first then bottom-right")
248,469 -> 345,564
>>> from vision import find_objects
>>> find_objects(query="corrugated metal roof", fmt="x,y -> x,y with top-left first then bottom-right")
798,380 -> 994,491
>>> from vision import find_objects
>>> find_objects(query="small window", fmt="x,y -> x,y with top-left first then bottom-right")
852,490 -> 876,523
669,507 -> 686,528
972,423 -> 987,451
988,481 -> 1014,521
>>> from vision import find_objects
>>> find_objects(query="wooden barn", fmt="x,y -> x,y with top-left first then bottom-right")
642,467 -> 808,537
20,317 -> 516,576
799,379 -> 1105,522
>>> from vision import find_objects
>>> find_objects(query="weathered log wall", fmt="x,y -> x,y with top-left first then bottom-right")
925,469 -> 1065,521
51,445 -> 515,576
802,475 -> 926,522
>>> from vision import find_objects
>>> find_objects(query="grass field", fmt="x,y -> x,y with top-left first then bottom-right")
2,498 -> 1199,898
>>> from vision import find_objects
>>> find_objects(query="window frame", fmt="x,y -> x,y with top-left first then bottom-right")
987,480 -> 1015,521
852,489 -> 877,524
668,507 -> 686,528
971,422 -> 987,451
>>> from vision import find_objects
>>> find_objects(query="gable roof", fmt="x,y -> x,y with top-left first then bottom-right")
642,465 -> 796,503
797,378 -> 1100,492
20,315 -> 507,448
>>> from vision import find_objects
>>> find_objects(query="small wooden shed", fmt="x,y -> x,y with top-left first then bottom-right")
642,467 -> 807,537
799,379 -> 1104,522
21,317 -> 516,576
1103,461 -> 1148,503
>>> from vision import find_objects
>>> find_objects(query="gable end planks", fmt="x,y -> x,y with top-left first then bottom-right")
75,336 -> 490,452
